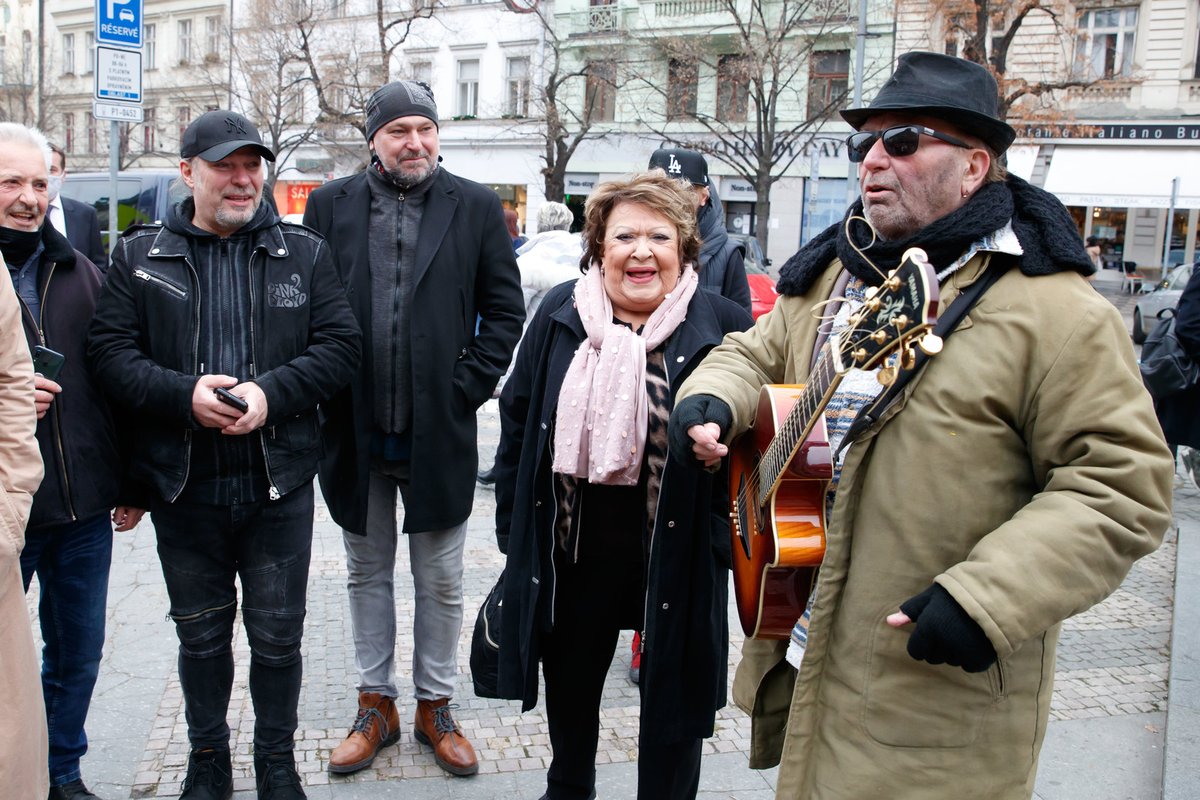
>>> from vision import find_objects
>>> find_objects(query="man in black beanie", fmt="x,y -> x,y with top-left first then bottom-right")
669,52 -> 1173,798
305,80 -> 523,778
0,121 -> 145,800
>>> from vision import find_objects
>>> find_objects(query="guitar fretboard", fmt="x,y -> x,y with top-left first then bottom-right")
756,342 -> 840,507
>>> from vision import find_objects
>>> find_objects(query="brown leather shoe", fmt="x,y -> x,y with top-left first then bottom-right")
413,698 -> 479,776
327,692 -> 400,774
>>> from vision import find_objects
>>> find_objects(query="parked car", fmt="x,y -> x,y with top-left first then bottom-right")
59,170 -> 188,250
1132,262 -> 1194,344
729,233 -> 778,320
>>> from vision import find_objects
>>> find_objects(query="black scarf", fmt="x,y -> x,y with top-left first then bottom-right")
777,176 -> 1094,296
0,226 -> 43,267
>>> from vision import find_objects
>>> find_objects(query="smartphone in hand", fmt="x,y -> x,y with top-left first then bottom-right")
214,386 -> 249,413
32,346 -> 66,382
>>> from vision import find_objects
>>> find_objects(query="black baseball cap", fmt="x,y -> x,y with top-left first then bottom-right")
180,110 -> 276,162
648,147 -> 708,186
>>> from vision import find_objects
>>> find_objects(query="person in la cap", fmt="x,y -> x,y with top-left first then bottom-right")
88,109 -> 361,799
647,147 -> 751,316
669,51 -> 1173,798
304,79 -> 523,778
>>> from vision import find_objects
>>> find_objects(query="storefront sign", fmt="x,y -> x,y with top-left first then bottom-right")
1017,123 -> 1200,142
565,174 -> 598,194
719,178 -> 757,201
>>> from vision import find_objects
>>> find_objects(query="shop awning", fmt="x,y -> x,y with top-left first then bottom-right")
1042,146 -> 1200,208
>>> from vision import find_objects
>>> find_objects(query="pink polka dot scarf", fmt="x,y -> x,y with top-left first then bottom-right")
552,264 -> 698,486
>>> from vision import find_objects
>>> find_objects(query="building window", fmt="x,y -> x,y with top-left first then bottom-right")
141,107 -> 156,152
178,19 -> 193,65
205,16 -> 222,60
87,113 -> 97,153
1074,7 -> 1137,79
506,56 -> 530,117
145,24 -> 157,69
410,60 -> 432,86
22,30 -> 31,69
716,54 -> 749,123
807,49 -> 849,118
85,32 -> 95,73
63,113 -> 75,153
584,61 -> 616,122
62,33 -> 75,75
285,70 -> 306,119
457,59 -> 479,117
329,0 -> 348,17
667,59 -> 698,120
177,106 -> 191,144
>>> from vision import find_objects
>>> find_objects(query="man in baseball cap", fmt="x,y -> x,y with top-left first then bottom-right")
647,146 -> 751,315
88,107 -> 360,798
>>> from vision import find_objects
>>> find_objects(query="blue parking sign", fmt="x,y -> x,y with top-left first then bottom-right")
96,0 -> 142,48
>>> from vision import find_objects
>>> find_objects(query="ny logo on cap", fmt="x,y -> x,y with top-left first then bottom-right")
666,154 -> 683,175
224,116 -> 247,135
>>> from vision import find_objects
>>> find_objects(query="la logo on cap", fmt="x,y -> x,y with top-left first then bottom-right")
667,154 -> 683,176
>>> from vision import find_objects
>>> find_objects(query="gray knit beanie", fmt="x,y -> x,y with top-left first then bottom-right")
365,80 -> 439,143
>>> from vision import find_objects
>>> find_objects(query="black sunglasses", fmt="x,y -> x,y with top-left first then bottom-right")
846,125 -> 973,163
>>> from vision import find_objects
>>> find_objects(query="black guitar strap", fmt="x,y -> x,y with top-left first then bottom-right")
836,255 -> 1014,456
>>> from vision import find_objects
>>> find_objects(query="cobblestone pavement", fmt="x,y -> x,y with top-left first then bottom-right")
27,268 -> 1182,797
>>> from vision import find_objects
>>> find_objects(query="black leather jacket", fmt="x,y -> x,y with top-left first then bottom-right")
87,206 -> 361,503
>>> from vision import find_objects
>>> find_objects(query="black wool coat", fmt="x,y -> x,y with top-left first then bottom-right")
1156,266 -> 1200,448
304,168 -> 525,534
493,280 -> 752,746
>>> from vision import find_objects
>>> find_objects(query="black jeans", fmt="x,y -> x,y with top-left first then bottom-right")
152,483 -> 313,755
540,532 -> 703,800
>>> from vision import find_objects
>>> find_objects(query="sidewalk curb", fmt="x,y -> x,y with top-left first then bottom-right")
1164,512 -> 1200,799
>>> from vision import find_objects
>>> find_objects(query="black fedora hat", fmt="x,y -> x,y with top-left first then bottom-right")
840,52 -> 1016,155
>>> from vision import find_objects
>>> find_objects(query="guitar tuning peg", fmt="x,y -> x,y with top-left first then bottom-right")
877,366 -> 897,387
884,275 -> 902,292
864,286 -> 879,301
918,334 -> 944,356
901,348 -> 917,370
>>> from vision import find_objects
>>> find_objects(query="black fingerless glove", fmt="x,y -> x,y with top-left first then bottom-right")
899,584 -> 997,673
667,394 -> 733,465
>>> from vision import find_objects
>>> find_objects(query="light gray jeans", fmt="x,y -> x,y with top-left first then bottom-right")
342,469 -> 468,700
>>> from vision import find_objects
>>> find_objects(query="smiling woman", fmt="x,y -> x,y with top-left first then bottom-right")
490,171 -> 753,800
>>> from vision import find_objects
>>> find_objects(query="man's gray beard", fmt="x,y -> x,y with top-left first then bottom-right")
383,160 -> 436,189
214,197 -> 261,230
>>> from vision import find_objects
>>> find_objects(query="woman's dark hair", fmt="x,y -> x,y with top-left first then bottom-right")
579,171 -> 701,272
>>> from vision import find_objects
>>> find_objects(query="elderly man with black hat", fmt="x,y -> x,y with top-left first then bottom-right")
648,146 -> 751,315
88,110 -> 361,800
303,80 -> 523,778
669,52 -> 1174,798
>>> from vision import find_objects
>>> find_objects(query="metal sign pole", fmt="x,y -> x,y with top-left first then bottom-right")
1162,176 -> 1181,270
109,120 -> 119,247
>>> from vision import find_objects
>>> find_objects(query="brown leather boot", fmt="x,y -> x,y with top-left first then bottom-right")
327,692 -> 400,774
413,698 -> 479,776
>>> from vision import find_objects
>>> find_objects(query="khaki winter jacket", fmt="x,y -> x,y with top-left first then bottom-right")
678,253 -> 1174,799
0,261 -> 48,798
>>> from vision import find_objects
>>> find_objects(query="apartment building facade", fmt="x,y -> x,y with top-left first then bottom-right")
897,0 -> 1200,270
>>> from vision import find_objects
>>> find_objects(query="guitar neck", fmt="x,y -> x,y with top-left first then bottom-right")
757,343 -> 840,506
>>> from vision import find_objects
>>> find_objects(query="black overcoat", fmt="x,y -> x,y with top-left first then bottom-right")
304,168 -> 525,534
493,280 -> 752,746
1156,266 -> 1200,448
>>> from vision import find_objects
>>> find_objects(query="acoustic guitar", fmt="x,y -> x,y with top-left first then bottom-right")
729,248 -> 941,639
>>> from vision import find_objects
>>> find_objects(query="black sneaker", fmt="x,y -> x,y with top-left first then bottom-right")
180,748 -> 233,800
255,752 -> 306,799
48,780 -> 101,800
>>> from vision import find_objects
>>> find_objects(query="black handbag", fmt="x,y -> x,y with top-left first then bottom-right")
1140,309 -> 1199,399
469,570 -> 504,699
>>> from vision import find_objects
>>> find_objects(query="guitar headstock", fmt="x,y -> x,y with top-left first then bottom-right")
831,247 -> 941,381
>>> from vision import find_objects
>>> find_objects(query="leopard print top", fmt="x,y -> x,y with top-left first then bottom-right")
554,347 -> 671,562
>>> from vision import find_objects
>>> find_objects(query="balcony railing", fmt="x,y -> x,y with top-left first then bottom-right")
654,0 -> 724,17
586,3 -> 620,32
